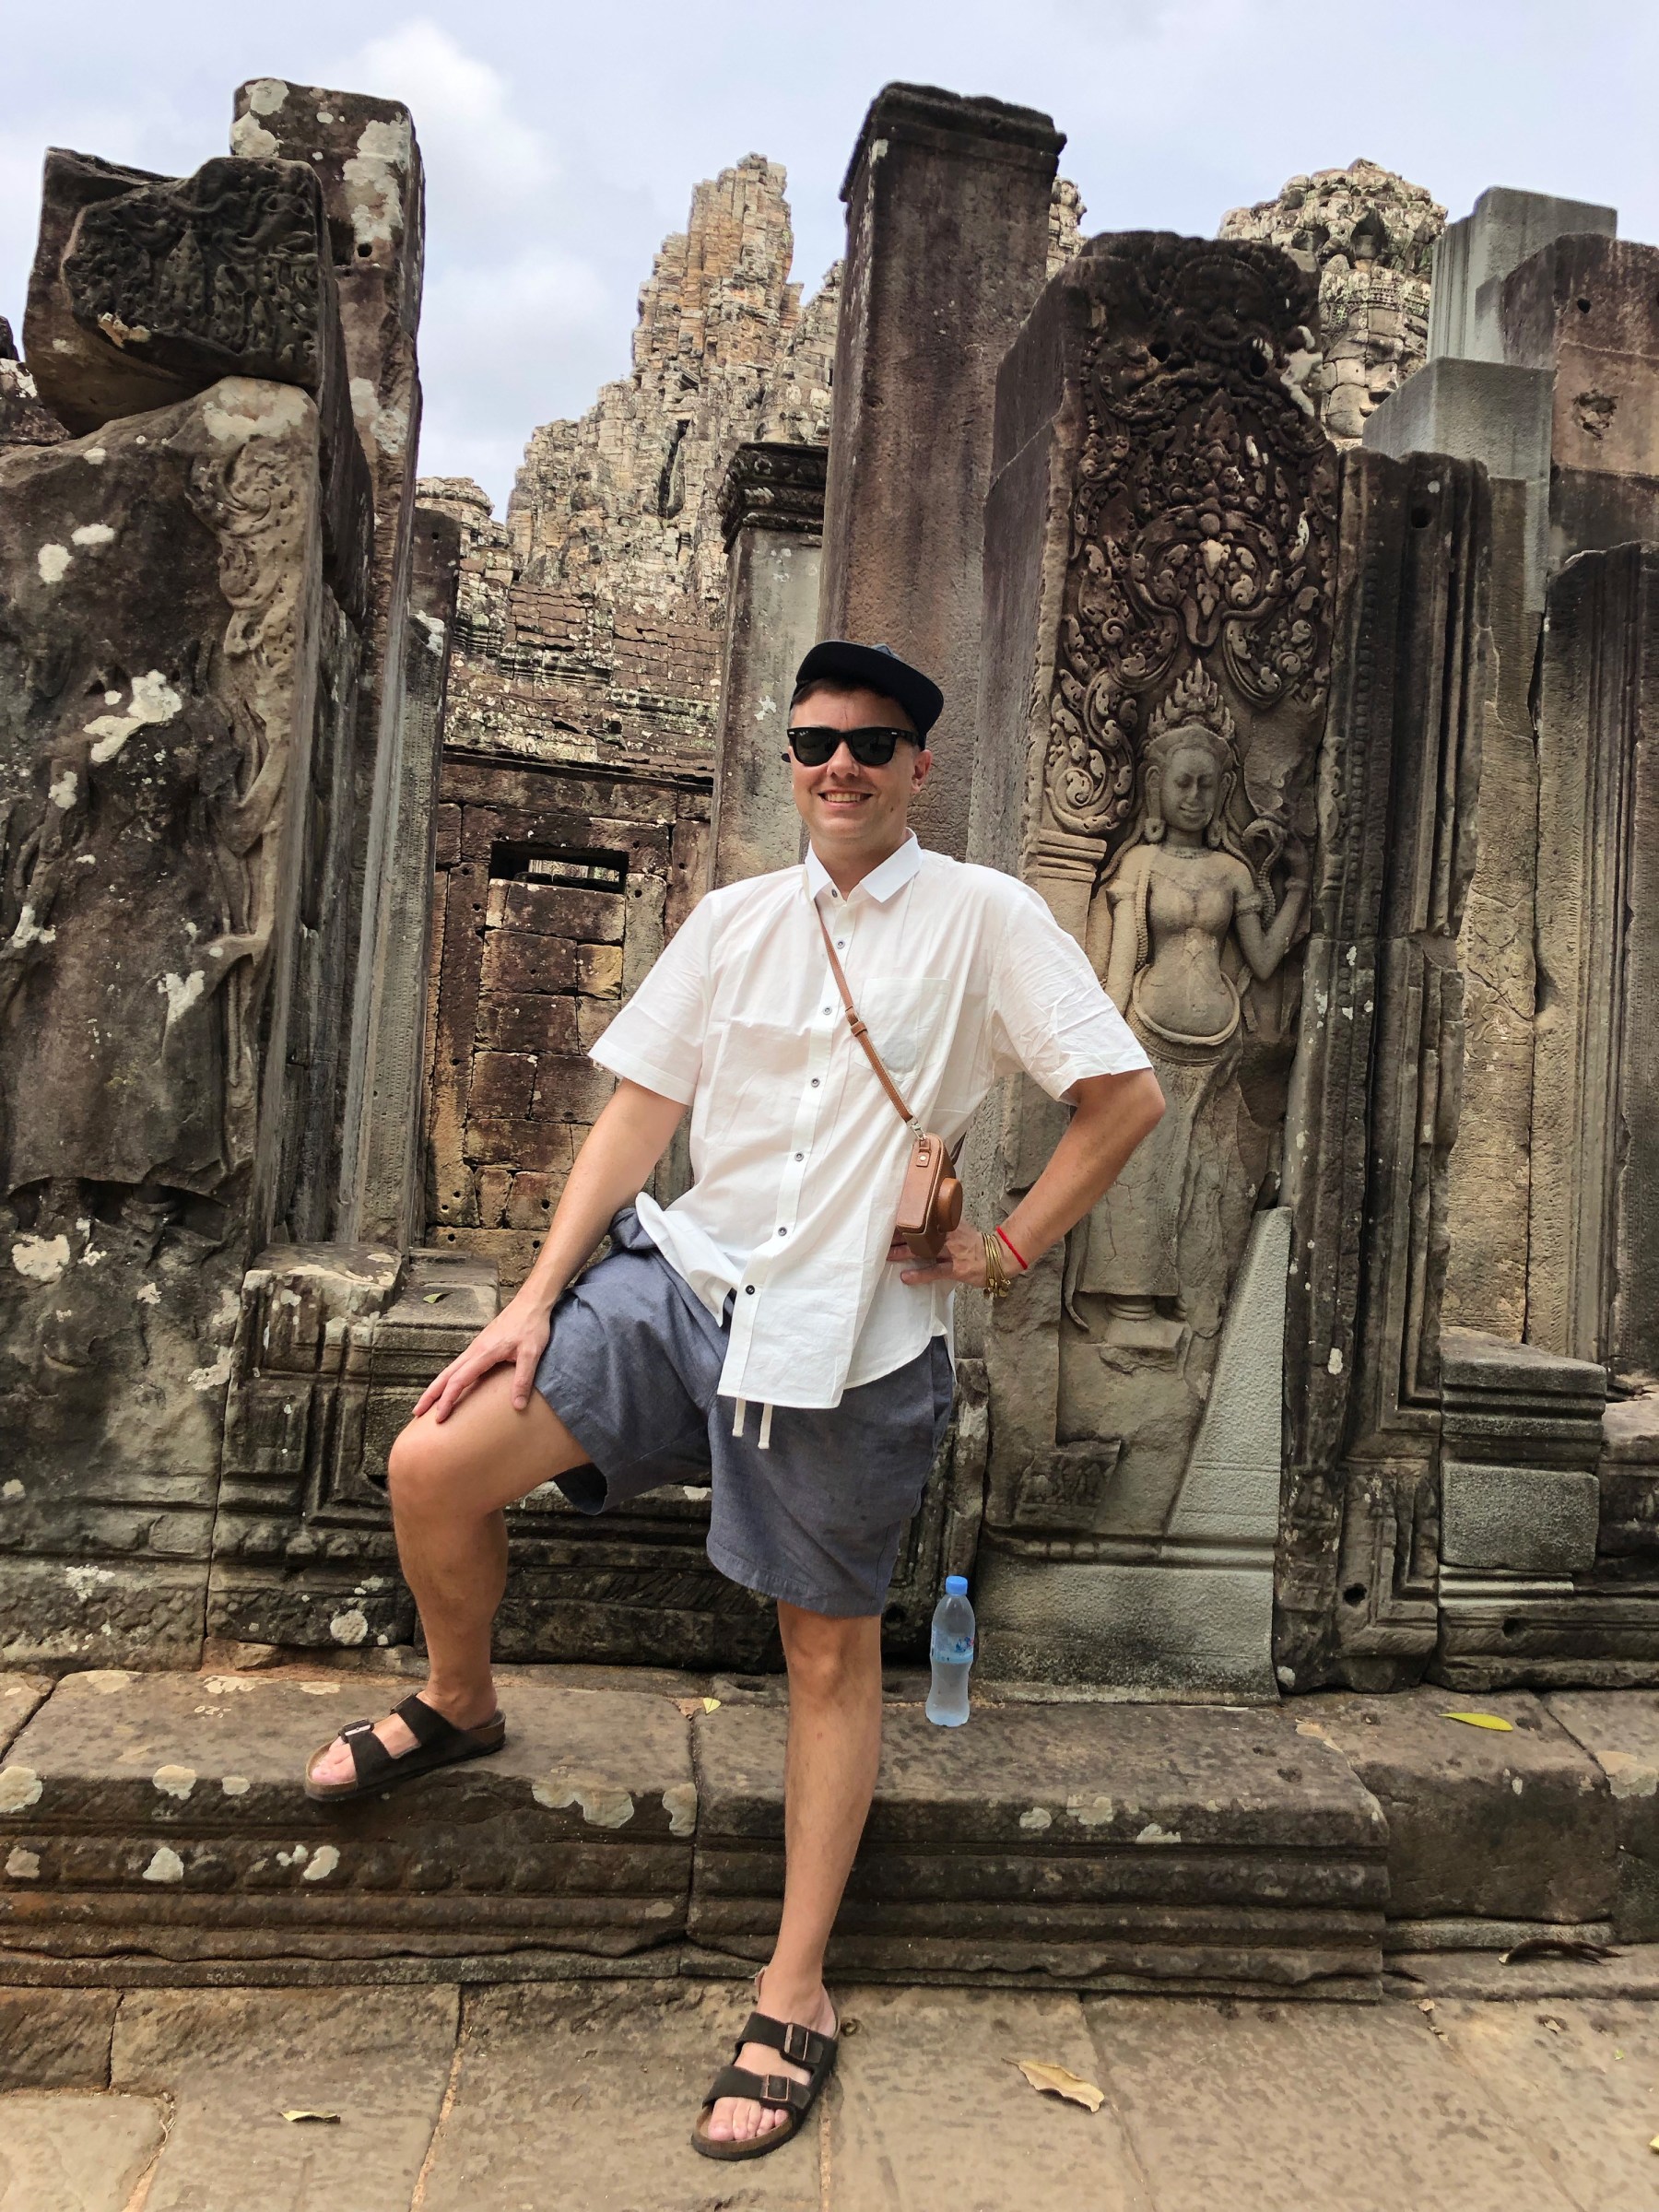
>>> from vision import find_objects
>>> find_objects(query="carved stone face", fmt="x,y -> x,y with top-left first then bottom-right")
1159,739 -> 1222,836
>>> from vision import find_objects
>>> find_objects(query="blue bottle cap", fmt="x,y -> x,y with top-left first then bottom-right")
945,1575 -> 969,1596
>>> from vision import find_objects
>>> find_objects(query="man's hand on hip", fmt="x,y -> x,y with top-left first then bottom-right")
894,1224 -> 992,1288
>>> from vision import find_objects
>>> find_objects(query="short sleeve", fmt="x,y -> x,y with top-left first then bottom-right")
587,892 -> 716,1105
987,881 -> 1151,1100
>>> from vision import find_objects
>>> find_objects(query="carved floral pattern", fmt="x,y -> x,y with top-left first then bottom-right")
1044,237 -> 1338,842
64,159 -> 324,388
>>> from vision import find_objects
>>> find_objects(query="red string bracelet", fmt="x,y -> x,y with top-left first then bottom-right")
994,1224 -> 1029,1272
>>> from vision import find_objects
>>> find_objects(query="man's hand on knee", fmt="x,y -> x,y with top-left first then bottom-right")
413,1292 -> 555,1422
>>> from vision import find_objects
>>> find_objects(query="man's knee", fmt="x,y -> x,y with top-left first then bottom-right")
384,1417 -> 465,1517
780,1607 -> 879,1700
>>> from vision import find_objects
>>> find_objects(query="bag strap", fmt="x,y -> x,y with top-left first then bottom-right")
814,901 -> 922,1135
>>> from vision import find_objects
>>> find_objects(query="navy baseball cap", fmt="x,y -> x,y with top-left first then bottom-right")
793,640 -> 944,738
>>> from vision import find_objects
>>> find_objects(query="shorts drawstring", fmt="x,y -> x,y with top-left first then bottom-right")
731,1397 -> 774,1450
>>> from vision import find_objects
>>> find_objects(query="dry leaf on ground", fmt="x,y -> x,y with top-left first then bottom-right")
280,2110 -> 341,2124
702,1696 -> 721,1713
1440,1711 -> 1514,1731
1014,2059 -> 1104,2112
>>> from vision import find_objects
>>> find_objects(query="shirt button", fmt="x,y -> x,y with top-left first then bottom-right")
836,940 -> 846,950
777,1227 -> 788,1237
745,1284 -> 756,1295
794,1152 -> 804,1161
810,1078 -> 820,1088
823,1006 -> 831,1016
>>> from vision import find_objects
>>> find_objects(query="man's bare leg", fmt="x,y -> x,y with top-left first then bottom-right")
306,1372 -> 589,1788
703,1604 -> 883,2145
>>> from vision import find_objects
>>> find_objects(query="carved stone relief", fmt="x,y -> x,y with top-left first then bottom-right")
24,151 -> 372,629
0,380 -> 341,1665
1038,235 -> 1336,1542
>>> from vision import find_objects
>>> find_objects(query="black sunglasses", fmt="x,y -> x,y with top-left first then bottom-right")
786,725 -> 919,768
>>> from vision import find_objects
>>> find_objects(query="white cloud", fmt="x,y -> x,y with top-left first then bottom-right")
7,0 -> 1659,511
330,20 -> 558,212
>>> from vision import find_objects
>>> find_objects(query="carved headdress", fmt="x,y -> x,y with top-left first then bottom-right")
1111,664 -> 1282,919
1137,666 -> 1241,848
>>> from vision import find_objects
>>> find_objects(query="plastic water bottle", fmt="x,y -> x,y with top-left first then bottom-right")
926,1574 -> 975,1726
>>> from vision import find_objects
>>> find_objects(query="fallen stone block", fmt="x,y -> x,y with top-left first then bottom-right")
24,147 -> 371,618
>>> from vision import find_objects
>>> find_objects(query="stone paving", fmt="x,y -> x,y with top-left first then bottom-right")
4,1976 -> 1659,2210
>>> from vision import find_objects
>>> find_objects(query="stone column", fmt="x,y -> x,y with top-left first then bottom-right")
968,233 -> 1338,1692
818,84 -> 1063,859
1364,193 -> 1615,1343
1428,187 -> 1617,364
348,507 -> 462,1243
230,82 -> 427,1240
1277,449 -> 1491,1691
1527,543 -> 1659,1377
709,442 -> 825,888
0,356 -> 359,1666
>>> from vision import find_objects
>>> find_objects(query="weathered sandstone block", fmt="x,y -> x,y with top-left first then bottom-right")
24,147 -> 371,621
0,380 -> 347,1665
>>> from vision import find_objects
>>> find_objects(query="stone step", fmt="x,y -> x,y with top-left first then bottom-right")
690,1699 -> 1387,1993
1,1667 -> 1653,1992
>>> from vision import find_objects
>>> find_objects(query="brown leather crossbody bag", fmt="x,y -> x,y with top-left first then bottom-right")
815,906 -> 963,1263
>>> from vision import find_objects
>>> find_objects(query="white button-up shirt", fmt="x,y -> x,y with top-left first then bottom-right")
589,835 -> 1149,1412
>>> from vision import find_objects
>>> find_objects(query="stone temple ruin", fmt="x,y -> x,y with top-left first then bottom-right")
2,76 -> 1659,1985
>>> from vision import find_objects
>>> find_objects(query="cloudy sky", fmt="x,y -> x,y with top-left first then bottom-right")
6,2 -> 1656,510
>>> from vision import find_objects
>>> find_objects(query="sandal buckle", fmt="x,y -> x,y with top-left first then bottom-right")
761,2073 -> 793,2105
782,2023 -> 815,2065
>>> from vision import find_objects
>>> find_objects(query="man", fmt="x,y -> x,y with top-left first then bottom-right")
303,641 -> 1163,2160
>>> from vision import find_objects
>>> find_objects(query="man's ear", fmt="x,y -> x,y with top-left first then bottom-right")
912,747 -> 934,788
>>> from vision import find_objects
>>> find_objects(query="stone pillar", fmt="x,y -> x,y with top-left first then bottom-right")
1365,193 -> 1617,1344
1428,187 -> 1617,364
230,82 -> 427,1241
1499,229 -> 1659,563
709,442 -> 825,888
818,84 -> 1063,859
348,506 -> 461,1244
1435,1330 -> 1606,1688
0,359 -> 361,1665
968,233 -> 1338,1692
1527,543 -> 1659,1377
1277,450 -> 1491,1691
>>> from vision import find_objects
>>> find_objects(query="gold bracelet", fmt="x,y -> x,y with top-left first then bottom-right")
981,1230 -> 1012,1300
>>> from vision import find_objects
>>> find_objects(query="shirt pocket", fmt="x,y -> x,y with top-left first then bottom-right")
695,1014 -> 806,1151
856,975 -> 951,1088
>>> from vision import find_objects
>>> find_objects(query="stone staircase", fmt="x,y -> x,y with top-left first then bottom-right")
1,1666 -> 1654,1994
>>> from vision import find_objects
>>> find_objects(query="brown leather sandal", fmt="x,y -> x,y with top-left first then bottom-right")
690,2003 -> 839,2160
303,1693 -> 506,1804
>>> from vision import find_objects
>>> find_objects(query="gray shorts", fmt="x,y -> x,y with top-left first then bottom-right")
534,1208 -> 954,1618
